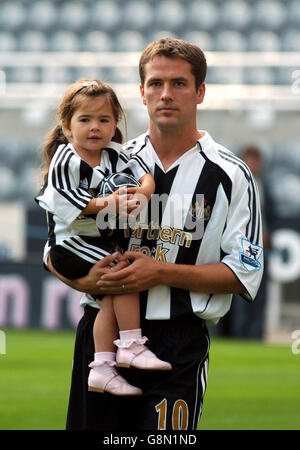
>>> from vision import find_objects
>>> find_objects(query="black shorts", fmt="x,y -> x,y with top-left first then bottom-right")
66,304 -> 210,431
50,235 -> 117,280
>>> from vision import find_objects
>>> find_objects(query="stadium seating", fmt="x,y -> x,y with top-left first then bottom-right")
18,31 -> 48,52
214,30 -> 247,51
82,31 -> 114,52
220,0 -> 252,30
90,1 -> 122,31
289,0 -> 300,26
276,67 -> 297,85
10,66 -> 39,83
247,31 -> 280,52
114,30 -> 147,51
48,31 -> 80,52
122,0 -> 154,30
0,0 -> 300,205
281,29 -> 300,51
74,66 -> 108,84
253,0 -> 287,30
0,32 -> 17,51
148,30 -> 178,42
154,0 -> 186,30
26,1 -> 57,30
244,67 -> 275,85
41,66 -> 71,83
0,2 -> 26,31
182,31 -> 214,51
0,0 -> 298,55
19,166 -> 42,203
58,2 -> 88,31
109,66 -> 140,84
186,1 -> 219,30
0,167 -> 17,200
0,0 -> 297,57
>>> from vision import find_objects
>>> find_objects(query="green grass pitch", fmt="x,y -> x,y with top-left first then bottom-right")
0,330 -> 299,430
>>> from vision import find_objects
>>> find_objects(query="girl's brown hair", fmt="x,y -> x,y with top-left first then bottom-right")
42,79 -> 125,180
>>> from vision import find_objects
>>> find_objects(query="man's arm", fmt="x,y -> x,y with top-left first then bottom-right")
96,251 -> 246,295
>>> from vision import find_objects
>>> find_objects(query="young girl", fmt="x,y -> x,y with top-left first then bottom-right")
35,79 -> 171,397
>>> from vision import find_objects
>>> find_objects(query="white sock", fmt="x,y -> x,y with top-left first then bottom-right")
118,329 -> 156,356
92,352 -> 116,374
119,328 -> 142,342
94,351 -> 115,363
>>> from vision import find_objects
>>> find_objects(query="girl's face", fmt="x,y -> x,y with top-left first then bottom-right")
64,95 -> 117,161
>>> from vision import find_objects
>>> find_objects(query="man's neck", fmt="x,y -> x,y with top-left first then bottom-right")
148,125 -> 204,171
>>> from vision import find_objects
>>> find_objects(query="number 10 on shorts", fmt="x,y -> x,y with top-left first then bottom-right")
0,330 -> 6,354
155,398 -> 189,430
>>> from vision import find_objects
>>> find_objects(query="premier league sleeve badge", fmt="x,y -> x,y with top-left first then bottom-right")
239,238 -> 263,272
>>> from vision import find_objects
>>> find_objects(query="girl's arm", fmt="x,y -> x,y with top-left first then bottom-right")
82,188 -> 133,215
136,174 -> 155,201
83,174 -> 155,216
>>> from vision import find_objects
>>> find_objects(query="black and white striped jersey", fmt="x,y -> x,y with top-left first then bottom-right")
80,131 -> 264,324
35,141 -> 149,264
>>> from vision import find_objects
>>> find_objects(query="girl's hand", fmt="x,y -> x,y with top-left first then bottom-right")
103,187 -> 141,216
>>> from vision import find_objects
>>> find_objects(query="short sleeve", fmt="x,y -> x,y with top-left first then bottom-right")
221,169 -> 264,301
116,150 -> 151,182
35,146 -> 92,226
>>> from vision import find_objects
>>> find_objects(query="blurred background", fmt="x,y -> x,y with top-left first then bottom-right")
0,0 -> 300,341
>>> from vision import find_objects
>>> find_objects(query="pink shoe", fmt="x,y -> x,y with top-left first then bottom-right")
115,342 -> 172,371
88,367 -> 142,396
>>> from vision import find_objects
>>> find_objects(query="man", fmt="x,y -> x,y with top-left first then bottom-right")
49,38 -> 263,430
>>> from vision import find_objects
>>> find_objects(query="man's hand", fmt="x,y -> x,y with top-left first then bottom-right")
96,252 -> 246,296
96,251 -> 162,294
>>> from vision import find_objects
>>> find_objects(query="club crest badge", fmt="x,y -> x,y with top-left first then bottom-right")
239,238 -> 263,272
189,198 -> 211,223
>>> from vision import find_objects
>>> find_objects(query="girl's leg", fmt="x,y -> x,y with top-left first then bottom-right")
112,293 -> 172,371
93,295 -> 118,353
113,293 -> 140,331
88,295 -> 142,396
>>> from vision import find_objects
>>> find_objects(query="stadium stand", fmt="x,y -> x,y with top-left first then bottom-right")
26,1 -> 57,31
18,31 -> 48,52
247,31 -> 280,52
0,0 -> 299,206
82,31 -> 114,52
214,30 -> 247,51
58,2 -> 89,31
0,1 -> 26,31
186,1 -> 219,30
122,0 -> 154,30
154,0 -> 186,30
49,31 -> 80,52
114,30 -> 147,51
0,32 -> 18,51
0,167 -> 17,200
90,1 -> 122,31
182,31 -> 214,51
253,0 -> 287,30
220,0 -> 252,30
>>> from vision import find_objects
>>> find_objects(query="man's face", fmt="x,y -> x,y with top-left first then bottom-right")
140,56 -> 205,132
